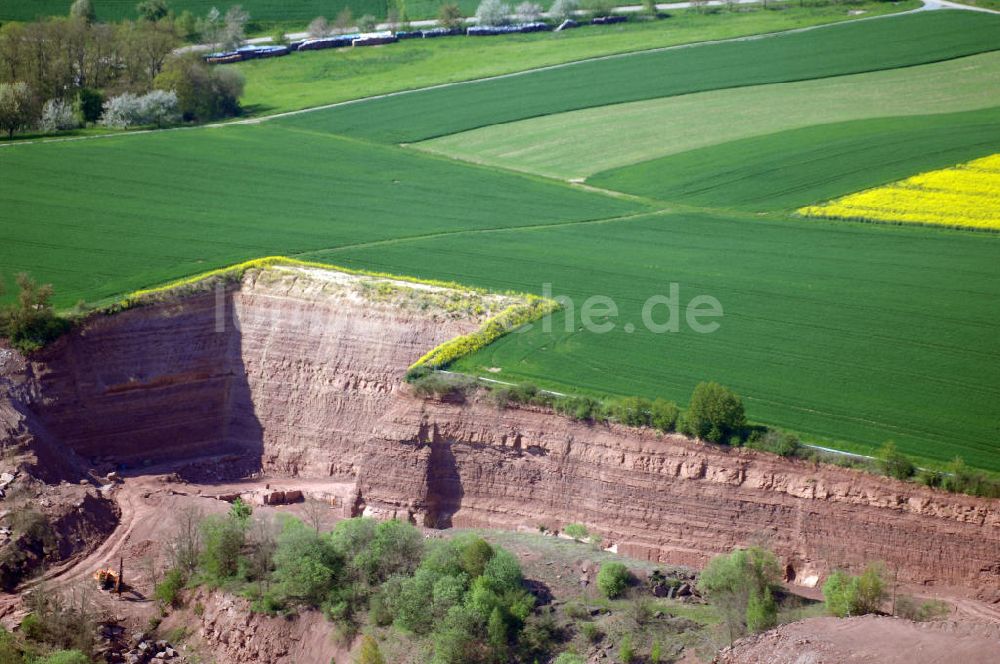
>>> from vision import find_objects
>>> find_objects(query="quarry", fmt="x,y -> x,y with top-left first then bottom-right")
0,264 -> 997,662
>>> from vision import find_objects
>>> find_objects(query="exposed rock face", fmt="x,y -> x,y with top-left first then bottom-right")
357,398 -> 1000,590
2,266 -> 998,594
14,269 -> 486,474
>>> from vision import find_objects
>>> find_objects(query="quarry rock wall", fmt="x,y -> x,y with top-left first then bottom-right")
2,267 -> 997,593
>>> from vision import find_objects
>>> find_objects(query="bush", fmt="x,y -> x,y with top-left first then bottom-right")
437,3 -> 464,29
154,568 -> 185,608
596,562 -> 630,599
0,274 -> 70,353
579,621 -> 601,643
745,430 -> 801,458
586,0 -> 616,18
39,99 -> 79,132
562,523 -> 588,541
822,563 -> 887,617
358,14 -> 378,31
410,373 -> 478,400
76,88 -> 104,124
877,442 -> 915,480
650,398 -> 680,432
698,546 -> 781,640
273,518 -> 343,606
553,654 -> 585,664
895,595 -> 949,622
154,54 -> 244,122
199,514 -> 244,582
38,651 -> 90,664
609,396 -> 652,427
355,634 -> 386,664
619,634 -> 635,664
683,381 -> 746,443
475,0 -> 512,26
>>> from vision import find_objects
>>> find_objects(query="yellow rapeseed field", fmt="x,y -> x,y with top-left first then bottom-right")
798,154 -> 1000,231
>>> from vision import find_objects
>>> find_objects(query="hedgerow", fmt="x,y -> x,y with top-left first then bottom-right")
408,296 -> 560,371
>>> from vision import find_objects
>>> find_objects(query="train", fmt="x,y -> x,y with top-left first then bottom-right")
202,17 -> 617,64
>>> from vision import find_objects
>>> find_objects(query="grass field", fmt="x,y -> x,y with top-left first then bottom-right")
417,51 -> 1000,179
236,2 -> 919,115
304,211 -> 1000,472
0,124 -> 641,306
588,108 -> 1000,211
799,153 -> 1000,231
279,10 -> 1000,142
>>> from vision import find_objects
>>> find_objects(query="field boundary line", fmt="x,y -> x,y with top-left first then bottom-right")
291,208 -> 673,259
0,0 -> 946,150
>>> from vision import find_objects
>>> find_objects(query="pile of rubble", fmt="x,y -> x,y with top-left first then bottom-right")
97,626 -> 183,664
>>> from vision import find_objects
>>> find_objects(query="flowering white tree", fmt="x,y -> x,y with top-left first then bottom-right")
100,90 -> 178,128
307,16 -> 330,37
475,0 -> 511,26
549,0 -> 580,22
39,99 -> 79,132
220,5 -> 250,51
515,1 -> 543,21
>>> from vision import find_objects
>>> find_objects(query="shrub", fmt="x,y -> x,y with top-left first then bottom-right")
475,0 -> 512,26
154,568 -> 185,608
895,595 -> 949,622
650,639 -> 663,663
562,523 -> 588,541
596,562 -> 630,599
650,398 -> 680,432
618,634 -> 635,663
609,396 -> 652,427
0,274 -> 70,353
745,430 -> 801,458
273,518 -> 343,606
877,442 -> 915,480
550,0 -> 580,21
39,651 -> 90,664
553,654 -> 585,664
39,99 -> 79,132
358,14 -> 378,31
698,546 -> 781,640
437,3 -> 464,29
410,373 -> 478,400
579,621 -> 602,643
683,381 -> 746,443
822,563 -> 887,617
355,634 -> 386,664
76,88 -> 104,124
154,54 -> 244,122
199,514 -> 244,582
137,0 -> 170,22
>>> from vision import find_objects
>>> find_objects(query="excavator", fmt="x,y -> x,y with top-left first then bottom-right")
93,557 -> 124,593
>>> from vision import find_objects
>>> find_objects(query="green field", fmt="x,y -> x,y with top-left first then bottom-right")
279,10 -> 1000,142
237,2 -> 918,116
589,108 -> 1000,211
2,8 -> 1000,472
418,51 -> 1000,179
0,125 -> 640,305
306,211 -> 1000,471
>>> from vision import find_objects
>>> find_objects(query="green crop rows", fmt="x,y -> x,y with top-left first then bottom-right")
589,108 -> 1000,210
2,9 -> 999,471
279,11 -> 1000,142
418,51 -> 1000,179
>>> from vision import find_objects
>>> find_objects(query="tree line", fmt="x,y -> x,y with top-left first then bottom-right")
0,0 -> 247,138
